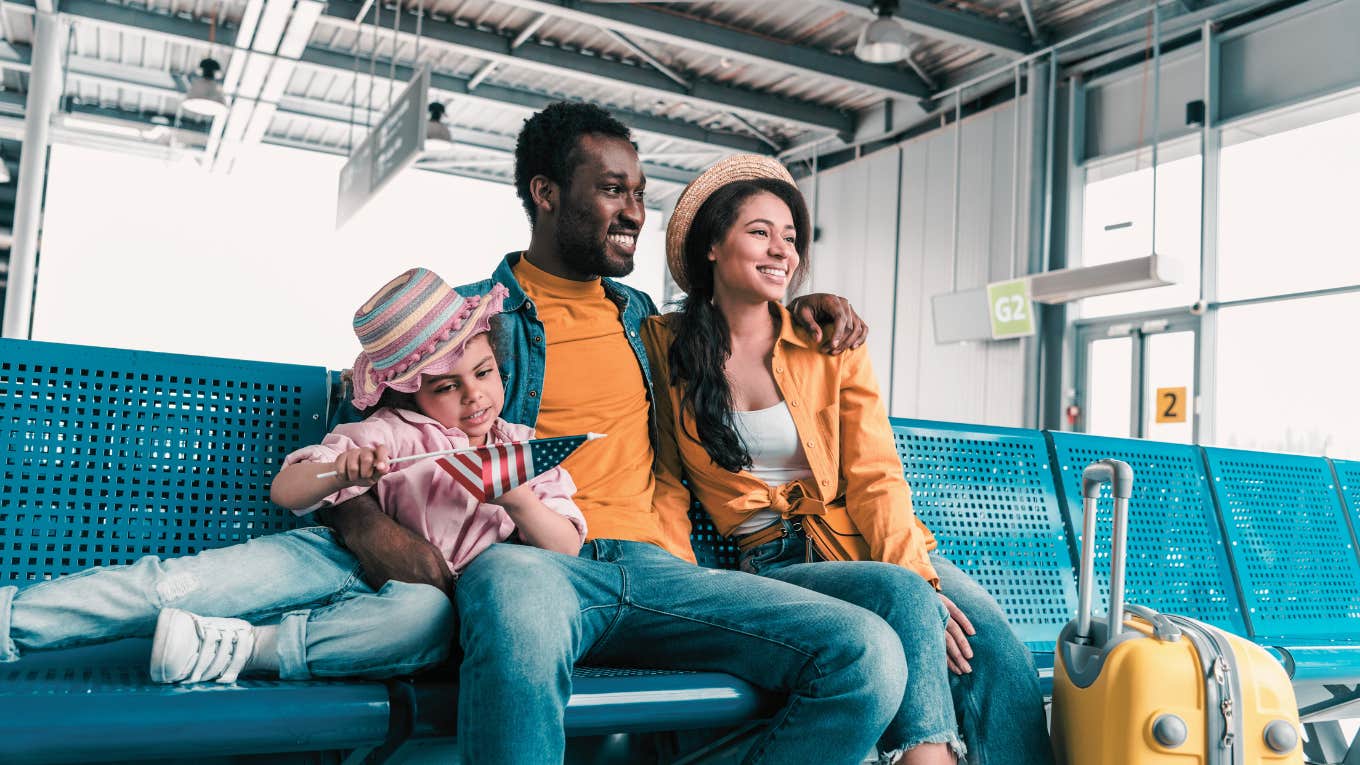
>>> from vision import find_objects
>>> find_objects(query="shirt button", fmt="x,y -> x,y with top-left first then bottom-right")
790,401 -> 798,407
821,480 -> 830,487
630,330 -> 637,337
529,391 -> 538,398
806,440 -> 815,448
532,335 -> 542,343
775,367 -> 783,374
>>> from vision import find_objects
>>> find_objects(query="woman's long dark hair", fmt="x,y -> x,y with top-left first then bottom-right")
668,178 -> 811,472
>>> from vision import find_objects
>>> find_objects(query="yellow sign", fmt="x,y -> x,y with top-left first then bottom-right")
1155,387 -> 1188,423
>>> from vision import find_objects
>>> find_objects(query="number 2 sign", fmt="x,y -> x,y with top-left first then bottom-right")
1155,387 -> 1188,423
986,278 -> 1036,340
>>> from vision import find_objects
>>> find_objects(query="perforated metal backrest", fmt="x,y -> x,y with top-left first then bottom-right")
689,500 -> 740,570
0,339 -> 328,587
892,418 -> 1077,650
1202,446 -> 1360,643
1047,432 -> 1247,635
1332,459 -> 1360,533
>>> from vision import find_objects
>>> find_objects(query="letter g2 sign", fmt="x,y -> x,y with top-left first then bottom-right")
986,278 -> 1036,340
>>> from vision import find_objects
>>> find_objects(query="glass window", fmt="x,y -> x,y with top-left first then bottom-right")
1085,336 -> 1133,437
1218,109 -> 1360,301
1079,153 -> 1202,318
32,144 -> 668,368
1143,331 -> 1195,444
1214,292 -> 1360,458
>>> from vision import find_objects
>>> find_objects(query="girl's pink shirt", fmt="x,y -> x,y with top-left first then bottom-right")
282,407 -> 586,576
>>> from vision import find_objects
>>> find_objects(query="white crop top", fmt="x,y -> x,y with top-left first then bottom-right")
730,401 -> 814,537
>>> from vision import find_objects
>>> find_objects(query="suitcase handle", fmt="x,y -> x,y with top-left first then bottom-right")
1076,459 -> 1134,646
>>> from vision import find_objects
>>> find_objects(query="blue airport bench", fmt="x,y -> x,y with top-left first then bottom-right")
0,339 -> 774,763
1201,447 -> 1360,686
1046,431 -> 1248,635
8,338 -> 1360,762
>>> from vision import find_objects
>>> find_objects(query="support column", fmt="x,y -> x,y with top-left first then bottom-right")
1196,20 -> 1222,444
3,11 -> 64,339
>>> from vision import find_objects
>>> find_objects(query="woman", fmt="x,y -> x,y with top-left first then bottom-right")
642,155 -> 1053,765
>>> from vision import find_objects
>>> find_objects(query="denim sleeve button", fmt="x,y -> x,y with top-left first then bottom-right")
529,390 -> 538,398
532,335 -> 542,343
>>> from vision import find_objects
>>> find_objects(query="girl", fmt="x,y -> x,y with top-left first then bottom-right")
642,156 -> 1052,765
0,267 -> 585,685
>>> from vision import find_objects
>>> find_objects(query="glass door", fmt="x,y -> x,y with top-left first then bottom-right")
1074,313 -> 1200,442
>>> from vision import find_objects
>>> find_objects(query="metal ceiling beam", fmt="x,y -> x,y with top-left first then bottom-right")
273,95 -> 699,186
13,0 -> 239,47
811,0 -> 1033,57
23,0 -> 785,155
477,0 -> 932,99
319,0 -> 852,136
299,45 -> 773,154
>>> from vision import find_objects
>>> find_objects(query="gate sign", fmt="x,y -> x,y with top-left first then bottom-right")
986,278 -> 1036,340
337,66 -> 429,228
1155,387 -> 1188,423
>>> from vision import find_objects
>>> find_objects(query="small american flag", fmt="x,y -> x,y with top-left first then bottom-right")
435,433 -> 603,502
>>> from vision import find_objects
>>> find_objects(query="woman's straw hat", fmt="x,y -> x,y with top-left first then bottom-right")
350,268 -> 508,410
665,154 -> 796,293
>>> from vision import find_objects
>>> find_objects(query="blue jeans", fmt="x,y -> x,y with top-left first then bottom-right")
744,530 -> 1054,765
454,540 -> 908,765
0,527 -> 454,679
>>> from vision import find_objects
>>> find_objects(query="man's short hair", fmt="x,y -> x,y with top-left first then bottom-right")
514,101 -> 633,226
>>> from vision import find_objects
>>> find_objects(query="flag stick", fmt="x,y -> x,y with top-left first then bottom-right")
316,432 -> 607,478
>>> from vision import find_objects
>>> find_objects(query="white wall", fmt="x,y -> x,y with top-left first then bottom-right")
803,99 -> 1032,426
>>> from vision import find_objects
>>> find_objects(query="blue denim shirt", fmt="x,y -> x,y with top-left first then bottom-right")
455,252 -> 661,429
332,253 -> 660,432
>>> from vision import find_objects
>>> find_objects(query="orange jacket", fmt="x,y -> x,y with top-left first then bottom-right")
642,305 -> 939,587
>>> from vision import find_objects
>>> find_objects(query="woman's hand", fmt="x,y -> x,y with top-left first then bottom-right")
940,593 -> 976,675
331,445 -> 391,488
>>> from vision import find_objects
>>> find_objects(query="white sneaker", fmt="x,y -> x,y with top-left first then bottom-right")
149,608 -> 256,684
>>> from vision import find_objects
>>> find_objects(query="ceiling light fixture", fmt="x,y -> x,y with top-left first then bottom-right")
183,58 -> 228,118
855,1 -> 914,64
426,102 -> 455,153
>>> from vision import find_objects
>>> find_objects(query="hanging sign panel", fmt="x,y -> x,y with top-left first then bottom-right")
1155,386 -> 1188,423
337,66 -> 429,228
986,278 -> 1036,339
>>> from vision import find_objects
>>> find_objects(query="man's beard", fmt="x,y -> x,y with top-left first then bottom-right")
556,205 -> 635,278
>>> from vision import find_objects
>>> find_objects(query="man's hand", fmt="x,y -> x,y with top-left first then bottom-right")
787,293 -> 867,355
322,490 -> 454,596
940,593 -> 976,675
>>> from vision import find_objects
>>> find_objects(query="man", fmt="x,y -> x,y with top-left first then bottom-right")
326,102 -> 906,764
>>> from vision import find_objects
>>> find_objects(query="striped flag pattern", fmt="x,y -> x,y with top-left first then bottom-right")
435,434 -> 594,502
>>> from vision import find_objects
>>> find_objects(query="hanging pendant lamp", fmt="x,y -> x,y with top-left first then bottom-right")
855,2 -> 914,64
183,58 -> 228,118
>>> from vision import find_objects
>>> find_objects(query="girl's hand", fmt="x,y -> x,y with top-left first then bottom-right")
493,482 -> 535,512
331,445 -> 390,488
940,593 -> 976,675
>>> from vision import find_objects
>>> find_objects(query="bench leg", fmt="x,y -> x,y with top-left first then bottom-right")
1304,720 -> 1351,764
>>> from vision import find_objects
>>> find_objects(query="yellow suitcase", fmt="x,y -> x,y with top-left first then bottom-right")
1050,459 -> 1303,765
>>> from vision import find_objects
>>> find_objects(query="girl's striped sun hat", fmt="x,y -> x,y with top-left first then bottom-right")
350,268 -> 508,410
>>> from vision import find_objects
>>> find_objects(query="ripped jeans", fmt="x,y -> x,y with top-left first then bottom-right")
742,525 -> 1053,765
0,527 -> 454,679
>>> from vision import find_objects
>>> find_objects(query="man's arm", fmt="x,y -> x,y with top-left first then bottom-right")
786,293 -> 868,355
321,491 -> 454,595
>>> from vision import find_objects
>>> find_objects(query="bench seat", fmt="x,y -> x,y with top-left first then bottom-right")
0,639 -> 392,763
